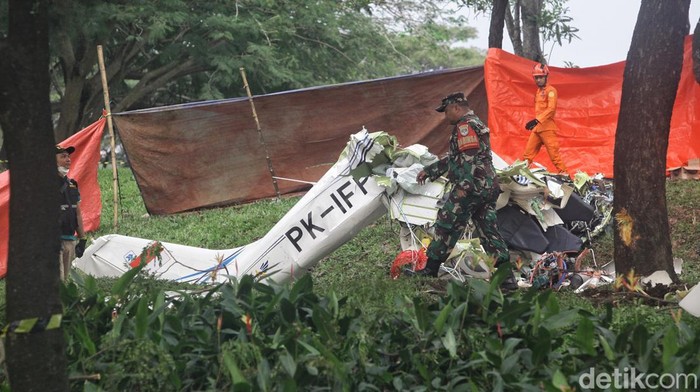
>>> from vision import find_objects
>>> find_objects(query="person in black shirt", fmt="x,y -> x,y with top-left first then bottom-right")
56,145 -> 85,281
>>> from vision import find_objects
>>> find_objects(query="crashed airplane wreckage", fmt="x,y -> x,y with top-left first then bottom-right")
76,128 -> 616,291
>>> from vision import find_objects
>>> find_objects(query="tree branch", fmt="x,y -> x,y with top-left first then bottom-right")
114,58 -> 209,111
292,33 -> 355,64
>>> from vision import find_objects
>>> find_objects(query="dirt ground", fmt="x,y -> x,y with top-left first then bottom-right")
579,282 -> 689,307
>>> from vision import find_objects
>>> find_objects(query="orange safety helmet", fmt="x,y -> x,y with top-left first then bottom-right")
532,63 -> 550,77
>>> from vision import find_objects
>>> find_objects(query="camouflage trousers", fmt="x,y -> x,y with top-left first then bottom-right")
426,186 -> 509,266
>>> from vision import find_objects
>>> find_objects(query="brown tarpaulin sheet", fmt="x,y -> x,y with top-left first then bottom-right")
114,67 -> 487,215
115,35 -> 700,216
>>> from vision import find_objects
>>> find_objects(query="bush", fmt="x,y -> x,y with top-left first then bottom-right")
54,267 -> 700,391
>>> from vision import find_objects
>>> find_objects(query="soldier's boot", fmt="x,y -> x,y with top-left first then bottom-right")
404,258 -> 441,278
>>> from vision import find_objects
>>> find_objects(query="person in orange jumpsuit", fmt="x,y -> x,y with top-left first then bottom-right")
522,63 -> 568,174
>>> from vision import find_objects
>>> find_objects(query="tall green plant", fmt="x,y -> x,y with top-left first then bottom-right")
48,269 -> 700,391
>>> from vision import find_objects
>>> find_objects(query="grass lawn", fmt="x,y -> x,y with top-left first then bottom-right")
88,168 -> 700,328
1,168 -> 698,331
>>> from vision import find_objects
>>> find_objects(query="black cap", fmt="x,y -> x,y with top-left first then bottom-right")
435,92 -> 468,112
56,145 -> 75,154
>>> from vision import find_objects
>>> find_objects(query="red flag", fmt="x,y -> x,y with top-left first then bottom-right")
0,117 -> 106,278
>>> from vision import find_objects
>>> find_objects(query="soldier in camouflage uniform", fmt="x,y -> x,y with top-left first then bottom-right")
414,92 -> 516,289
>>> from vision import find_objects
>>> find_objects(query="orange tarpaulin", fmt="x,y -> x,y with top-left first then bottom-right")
485,36 -> 700,176
0,118 -> 105,278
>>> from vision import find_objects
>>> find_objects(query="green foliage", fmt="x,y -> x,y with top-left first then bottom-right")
47,271 -> 700,390
539,0 -> 580,46
14,0 -> 486,134
392,19 -> 485,72
459,0 -> 579,59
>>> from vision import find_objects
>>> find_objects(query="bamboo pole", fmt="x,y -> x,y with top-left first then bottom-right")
96,45 -> 119,227
240,67 -> 281,199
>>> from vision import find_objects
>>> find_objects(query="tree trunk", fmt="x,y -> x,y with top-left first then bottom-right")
613,0 -> 690,280
488,0 -> 508,49
504,1 -> 524,56
113,57 -> 206,111
0,137 -> 7,172
520,0 -> 545,62
53,34 -> 210,137
0,1 -> 69,390
55,76 -> 89,142
53,28 -> 97,142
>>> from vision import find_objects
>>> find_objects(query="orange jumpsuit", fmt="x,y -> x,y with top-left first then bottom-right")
522,84 -> 568,173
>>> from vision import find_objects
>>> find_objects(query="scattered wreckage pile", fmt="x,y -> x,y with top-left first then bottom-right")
376,136 -> 697,312
494,167 -> 615,292
380,144 -> 616,292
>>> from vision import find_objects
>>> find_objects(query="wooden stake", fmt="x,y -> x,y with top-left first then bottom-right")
240,67 -> 281,199
96,45 -> 119,227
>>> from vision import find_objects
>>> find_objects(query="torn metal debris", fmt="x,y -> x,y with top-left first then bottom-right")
385,145 -> 616,292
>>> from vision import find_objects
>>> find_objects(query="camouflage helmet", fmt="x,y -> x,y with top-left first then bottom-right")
435,92 -> 468,113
